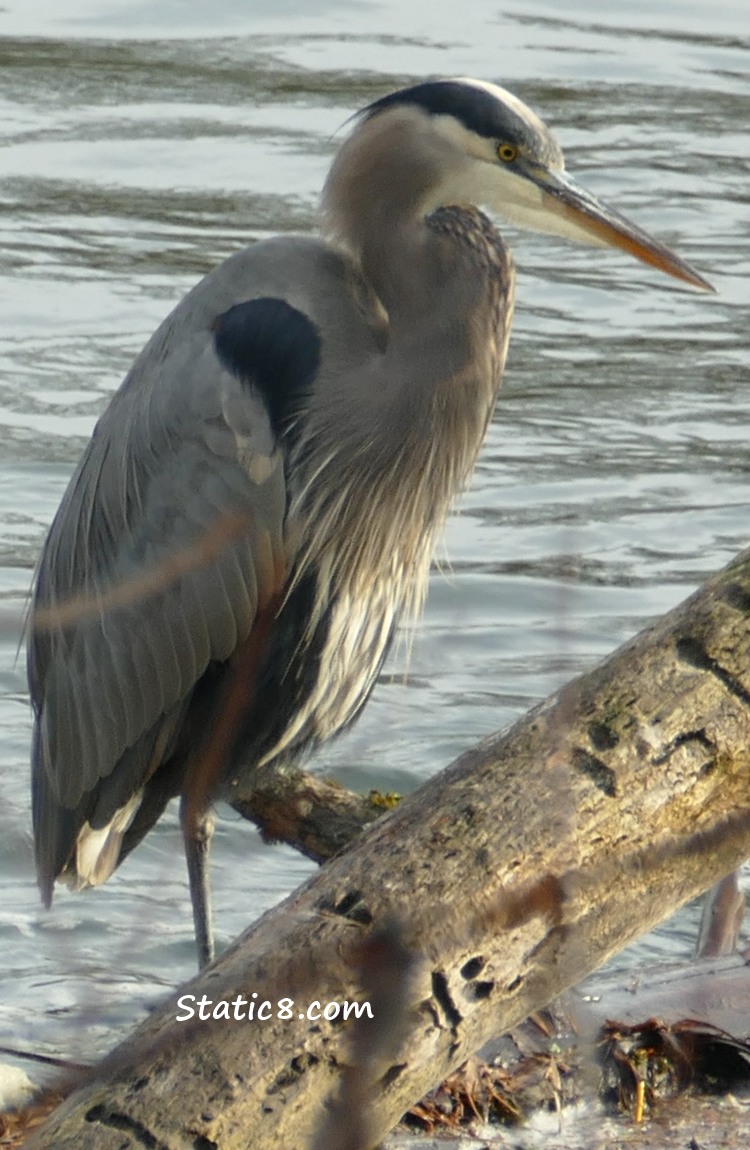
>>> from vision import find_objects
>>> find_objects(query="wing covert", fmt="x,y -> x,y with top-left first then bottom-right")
27,232 -> 385,893
29,323 -> 289,814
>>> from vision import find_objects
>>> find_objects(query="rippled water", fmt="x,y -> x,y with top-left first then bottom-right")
1,0 -> 748,1068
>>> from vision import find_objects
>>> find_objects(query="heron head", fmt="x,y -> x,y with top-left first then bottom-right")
355,78 -> 713,292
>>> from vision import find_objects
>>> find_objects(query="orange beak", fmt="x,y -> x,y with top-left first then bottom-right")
531,167 -> 714,292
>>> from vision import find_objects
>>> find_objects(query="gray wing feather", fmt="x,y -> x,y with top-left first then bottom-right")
28,233 -> 386,886
30,319 -> 287,814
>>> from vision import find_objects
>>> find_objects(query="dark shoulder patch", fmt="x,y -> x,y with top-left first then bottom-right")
363,79 -> 527,144
213,298 -> 321,438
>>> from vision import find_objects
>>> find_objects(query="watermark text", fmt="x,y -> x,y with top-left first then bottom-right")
175,993 -> 373,1023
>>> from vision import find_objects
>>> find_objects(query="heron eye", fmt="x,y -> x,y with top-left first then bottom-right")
497,143 -> 518,163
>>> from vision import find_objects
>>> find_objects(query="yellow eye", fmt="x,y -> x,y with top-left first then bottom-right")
497,142 -> 517,163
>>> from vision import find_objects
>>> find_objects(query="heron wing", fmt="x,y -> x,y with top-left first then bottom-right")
28,234 -> 387,894
28,300 -> 300,890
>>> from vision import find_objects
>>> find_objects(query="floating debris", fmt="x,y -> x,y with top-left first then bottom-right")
600,1016 -> 750,1121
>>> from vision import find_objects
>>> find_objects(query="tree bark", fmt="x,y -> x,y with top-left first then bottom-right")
29,547 -> 750,1150
228,767 -> 391,863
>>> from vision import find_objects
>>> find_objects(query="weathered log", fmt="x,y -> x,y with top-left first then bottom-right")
695,870 -> 746,958
230,765 -> 389,863
29,547 -> 750,1149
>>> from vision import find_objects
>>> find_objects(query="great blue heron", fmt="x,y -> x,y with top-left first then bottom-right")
28,78 -> 712,968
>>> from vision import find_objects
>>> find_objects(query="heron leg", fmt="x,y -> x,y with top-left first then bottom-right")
180,795 -> 216,968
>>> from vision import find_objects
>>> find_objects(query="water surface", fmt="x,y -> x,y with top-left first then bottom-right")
0,0 -> 748,1067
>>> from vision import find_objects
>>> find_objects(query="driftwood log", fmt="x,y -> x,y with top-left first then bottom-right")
29,547 -> 750,1149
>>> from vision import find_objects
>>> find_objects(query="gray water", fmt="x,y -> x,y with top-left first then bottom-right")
1,0 -> 749,1069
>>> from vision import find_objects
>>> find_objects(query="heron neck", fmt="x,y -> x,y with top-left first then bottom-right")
362,215 -> 439,317
323,107 -> 467,318
364,205 -> 514,389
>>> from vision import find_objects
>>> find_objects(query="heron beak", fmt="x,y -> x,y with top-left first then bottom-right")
532,167 -> 715,292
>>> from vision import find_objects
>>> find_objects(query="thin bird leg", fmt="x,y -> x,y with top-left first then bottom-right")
178,587 -> 286,967
181,794 -> 216,968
